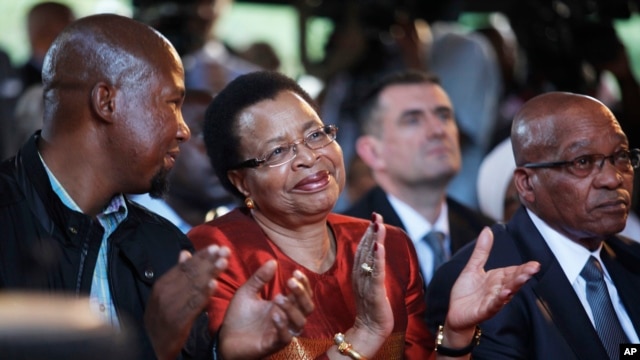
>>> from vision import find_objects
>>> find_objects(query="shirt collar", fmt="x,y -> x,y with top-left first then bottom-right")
129,193 -> 191,233
387,193 -> 450,242
39,152 -> 128,227
527,208 -> 605,284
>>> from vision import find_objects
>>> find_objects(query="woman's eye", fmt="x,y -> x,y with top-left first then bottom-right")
267,145 -> 291,160
272,146 -> 285,156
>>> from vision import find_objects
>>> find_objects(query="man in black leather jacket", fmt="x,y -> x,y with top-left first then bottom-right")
0,14 -> 230,359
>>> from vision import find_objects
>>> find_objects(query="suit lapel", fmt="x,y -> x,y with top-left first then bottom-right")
602,241 -> 640,337
510,209 -> 609,359
447,202 -> 481,253
533,262 -> 609,359
368,187 -> 405,230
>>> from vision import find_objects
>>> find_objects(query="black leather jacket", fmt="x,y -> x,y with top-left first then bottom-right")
0,133 -> 204,359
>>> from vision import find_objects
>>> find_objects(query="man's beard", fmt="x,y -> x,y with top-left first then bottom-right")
149,168 -> 170,199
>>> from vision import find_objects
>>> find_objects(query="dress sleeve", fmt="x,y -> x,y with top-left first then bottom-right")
188,212 -> 279,336
188,223 -> 252,334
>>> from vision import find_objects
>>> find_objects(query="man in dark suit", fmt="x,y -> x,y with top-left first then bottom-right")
426,91 -> 640,359
343,70 -> 492,285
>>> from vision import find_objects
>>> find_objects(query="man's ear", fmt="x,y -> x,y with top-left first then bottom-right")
91,82 -> 116,123
227,169 -> 249,197
355,135 -> 384,170
513,167 -> 535,204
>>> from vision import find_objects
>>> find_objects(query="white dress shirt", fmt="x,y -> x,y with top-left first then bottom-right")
387,194 -> 450,284
528,209 -> 639,342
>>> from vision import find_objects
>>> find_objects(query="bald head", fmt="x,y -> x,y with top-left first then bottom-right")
509,91 -> 633,245
35,14 -> 189,215
511,92 -> 619,166
42,14 -> 182,123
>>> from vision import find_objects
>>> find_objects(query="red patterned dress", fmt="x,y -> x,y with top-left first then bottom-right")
189,207 -> 434,359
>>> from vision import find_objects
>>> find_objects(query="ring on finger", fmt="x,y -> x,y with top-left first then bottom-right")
360,262 -> 374,275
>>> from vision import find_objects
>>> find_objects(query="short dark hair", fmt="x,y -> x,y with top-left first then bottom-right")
203,71 -> 318,200
357,70 -> 440,136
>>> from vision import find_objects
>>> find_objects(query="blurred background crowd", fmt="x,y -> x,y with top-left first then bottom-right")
2,0 -> 640,222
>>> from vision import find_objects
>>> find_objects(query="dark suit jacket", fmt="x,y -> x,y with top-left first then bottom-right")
425,207 -> 640,359
343,186 -> 493,255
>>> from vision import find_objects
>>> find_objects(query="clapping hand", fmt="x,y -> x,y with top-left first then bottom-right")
351,213 -> 393,341
145,245 -> 231,360
218,260 -> 315,360
326,213 -> 394,359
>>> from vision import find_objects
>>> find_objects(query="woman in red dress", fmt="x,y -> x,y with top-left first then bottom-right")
189,71 -> 540,359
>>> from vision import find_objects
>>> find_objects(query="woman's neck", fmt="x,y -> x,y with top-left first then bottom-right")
253,212 -> 336,273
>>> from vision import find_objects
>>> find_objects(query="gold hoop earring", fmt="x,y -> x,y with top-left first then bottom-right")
244,197 -> 254,209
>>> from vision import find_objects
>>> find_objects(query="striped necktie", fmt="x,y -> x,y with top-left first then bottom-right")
580,256 -> 629,359
424,231 -> 447,272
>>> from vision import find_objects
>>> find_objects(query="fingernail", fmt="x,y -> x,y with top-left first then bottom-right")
371,212 -> 376,222
215,258 -> 227,269
219,246 -> 231,257
207,245 -> 219,254
374,242 -> 378,252
273,312 -> 282,324
275,294 -> 287,305
287,277 -> 300,289
373,223 -> 379,233
293,269 -> 304,280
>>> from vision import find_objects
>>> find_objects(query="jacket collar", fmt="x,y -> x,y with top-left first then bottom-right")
17,132 -> 94,247
506,208 -> 614,359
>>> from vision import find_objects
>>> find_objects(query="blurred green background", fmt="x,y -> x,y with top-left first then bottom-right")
1,0 -> 639,79
0,0 -> 332,77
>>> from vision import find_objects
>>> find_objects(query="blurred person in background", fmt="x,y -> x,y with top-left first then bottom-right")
425,18 -> 503,211
134,0 -> 261,95
0,48 -> 20,160
297,0 -> 425,211
344,70 -> 493,286
2,2 -> 75,160
10,84 -> 44,159
506,0 -> 640,150
238,41 -> 281,72
18,2 -> 75,94
344,153 -> 375,205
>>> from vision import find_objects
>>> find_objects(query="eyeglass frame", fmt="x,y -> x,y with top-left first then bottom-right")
521,148 -> 640,178
232,124 -> 339,169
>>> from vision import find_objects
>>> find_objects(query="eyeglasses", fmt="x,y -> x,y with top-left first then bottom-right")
522,148 -> 640,178
234,125 -> 339,169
